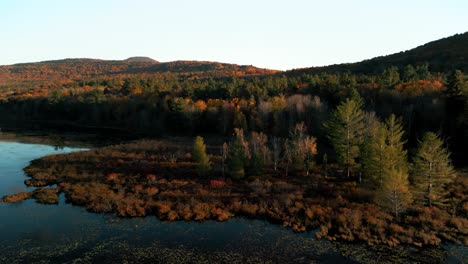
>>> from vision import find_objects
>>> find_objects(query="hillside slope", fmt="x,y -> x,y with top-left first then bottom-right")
0,57 -> 278,88
287,32 -> 468,75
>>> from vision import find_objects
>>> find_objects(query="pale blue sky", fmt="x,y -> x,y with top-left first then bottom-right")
1,0 -> 467,70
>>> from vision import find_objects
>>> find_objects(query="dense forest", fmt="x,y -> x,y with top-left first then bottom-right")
0,60 -> 466,163
1,32 -> 468,247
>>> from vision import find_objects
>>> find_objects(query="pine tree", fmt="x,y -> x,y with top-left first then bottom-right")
411,132 -> 455,207
227,140 -> 246,179
381,66 -> 400,87
402,64 -> 418,82
362,114 -> 408,188
415,63 -> 431,80
324,98 -> 364,178
375,169 -> 412,218
192,136 -> 211,176
226,129 -> 248,179
361,113 -> 387,187
385,114 -> 408,173
445,70 -> 467,158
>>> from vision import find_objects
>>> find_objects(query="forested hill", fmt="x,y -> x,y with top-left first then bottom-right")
1,32 -> 466,90
0,57 -> 278,88
0,32 -> 466,164
287,32 -> 468,75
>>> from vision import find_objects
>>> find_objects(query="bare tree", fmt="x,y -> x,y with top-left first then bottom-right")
221,142 -> 228,178
272,136 -> 282,172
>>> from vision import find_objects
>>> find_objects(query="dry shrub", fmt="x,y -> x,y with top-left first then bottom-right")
211,207 -> 230,221
193,202 -> 211,220
33,188 -> 59,204
241,202 -> 259,215
134,184 -> 143,193
349,210 -> 362,230
146,174 -> 157,182
316,225 -> 329,239
158,178 -> 168,184
145,186 -> 159,196
175,203 -> 193,221
169,179 -> 190,187
33,172 -> 56,181
114,196 -> 146,217
24,179 -> 49,187
1,192 -> 33,203
248,179 -> 263,192
154,201 -> 172,216
14,138 -> 468,247
272,181 -> 295,193
389,223 -> 405,234
106,173 -> 119,182
196,188 -> 210,197
415,231 -> 441,246
167,210 -> 179,221
210,179 -> 226,188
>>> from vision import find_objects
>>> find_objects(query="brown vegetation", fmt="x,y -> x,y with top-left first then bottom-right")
2,192 -> 33,203
5,139 -> 468,248
33,188 -> 59,204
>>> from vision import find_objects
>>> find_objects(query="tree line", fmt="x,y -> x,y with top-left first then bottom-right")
192,97 -> 455,218
0,66 -> 466,164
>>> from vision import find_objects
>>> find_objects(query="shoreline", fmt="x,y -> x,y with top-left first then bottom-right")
3,138 -> 466,248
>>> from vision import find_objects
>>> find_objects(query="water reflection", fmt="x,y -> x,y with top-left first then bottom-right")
0,140 -> 466,263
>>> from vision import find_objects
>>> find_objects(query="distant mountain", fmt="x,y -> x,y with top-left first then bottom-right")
0,57 -> 278,88
287,32 -> 468,75
123,57 -> 159,63
1,32 -> 466,89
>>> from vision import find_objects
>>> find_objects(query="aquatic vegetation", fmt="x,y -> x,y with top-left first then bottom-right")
3,139 -> 468,248
1,191 -> 33,203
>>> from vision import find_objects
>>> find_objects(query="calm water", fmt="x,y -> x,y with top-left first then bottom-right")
0,140 -> 466,263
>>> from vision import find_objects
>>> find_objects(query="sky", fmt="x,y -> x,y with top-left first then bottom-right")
0,0 -> 467,70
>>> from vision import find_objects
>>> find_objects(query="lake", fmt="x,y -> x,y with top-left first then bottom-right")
0,140 -> 466,263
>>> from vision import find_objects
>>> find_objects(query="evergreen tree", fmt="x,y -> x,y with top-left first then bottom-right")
445,70 -> 467,158
227,140 -> 246,179
385,114 -> 408,173
415,63 -> 431,80
375,169 -> 412,218
324,98 -> 364,178
226,129 -> 248,179
402,64 -> 418,82
192,136 -> 211,176
233,110 -> 247,130
411,132 -> 455,207
362,114 -> 408,188
361,113 -> 387,187
446,70 -> 466,99
381,66 -> 400,87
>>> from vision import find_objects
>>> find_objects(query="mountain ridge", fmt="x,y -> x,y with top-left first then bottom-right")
286,32 -> 468,75
0,32 -> 466,89
0,58 -> 278,87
